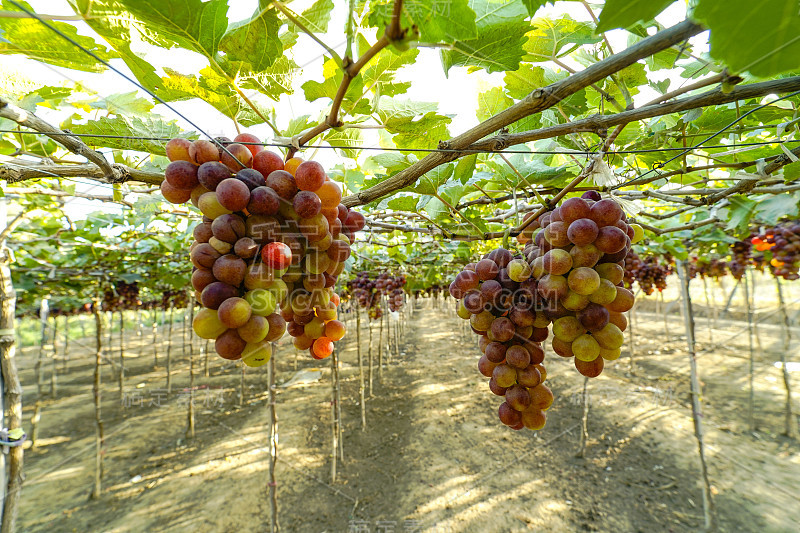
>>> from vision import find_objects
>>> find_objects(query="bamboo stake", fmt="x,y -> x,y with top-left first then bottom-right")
628,305 -> 636,375
240,364 -> 246,408
203,339 -> 210,378
702,276 -> 714,344
106,310 -> 112,353
378,305 -> 384,383
775,277 -> 799,439
330,350 -> 339,483
676,261 -> 717,531
268,346 -> 279,533
118,310 -> 124,396
357,308 -> 365,431
90,298 -> 105,500
30,299 -> 48,447
166,304 -> 173,393
368,318 -> 374,397
152,308 -> 159,368
660,291 -> 669,340
0,233 -> 23,533
744,271 -> 756,431
577,377 -> 590,457
62,315 -> 70,371
50,314 -> 57,398
186,297 -> 195,440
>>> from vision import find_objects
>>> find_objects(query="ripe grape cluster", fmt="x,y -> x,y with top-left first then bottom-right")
346,271 -> 407,318
450,193 -> 641,430
689,256 -> 728,279
161,289 -> 188,310
161,133 -> 365,366
623,251 -> 671,294
728,240 -> 752,280
102,281 -> 141,311
752,221 -> 800,280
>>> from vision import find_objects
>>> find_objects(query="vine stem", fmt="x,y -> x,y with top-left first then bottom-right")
289,0 -> 404,156
342,20 -> 704,207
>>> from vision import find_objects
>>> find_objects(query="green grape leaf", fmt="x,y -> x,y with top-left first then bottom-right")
67,116 -> 196,156
359,35 -> 419,97
86,91 -> 154,116
220,3 -> 282,74
754,193 -> 800,224
157,67 -> 242,119
693,0 -> 800,78
282,115 -> 315,137
724,195 -> 758,233
407,163 -> 454,195
454,154 -> 478,184
239,56 -> 299,100
287,0 -> 334,33
476,87 -> 512,122
368,0 -> 478,42
236,100 -> 275,127
116,0 -> 229,58
377,97 -> 439,122
440,0 -> 530,74
385,112 -> 452,150
368,152 -> 415,173
0,0 -> 115,72
324,128 -> 363,159
596,0 -> 675,32
386,196 -> 420,211
423,196 -> 449,221
524,16 -> 600,63
302,57 -> 366,107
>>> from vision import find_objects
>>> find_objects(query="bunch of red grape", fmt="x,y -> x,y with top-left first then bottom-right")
160,289 -> 188,310
690,256 -> 728,279
728,239 -> 752,280
752,221 -> 800,280
115,281 -> 141,309
375,273 -> 407,312
531,195 -> 637,377
450,193 -> 641,431
623,251 -> 671,294
345,271 -> 406,318
161,133 -> 365,366
450,247 -> 552,431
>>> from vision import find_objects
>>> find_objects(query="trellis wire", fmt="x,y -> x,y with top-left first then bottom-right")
611,89 -> 800,190
3,128 -> 800,158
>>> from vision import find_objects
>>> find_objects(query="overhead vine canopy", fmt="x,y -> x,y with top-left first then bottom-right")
3,0 -> 800,285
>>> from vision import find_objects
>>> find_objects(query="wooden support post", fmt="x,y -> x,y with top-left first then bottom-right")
186,297 -> 195,440
676,261 -> 717,531
357,308 -> 365,431
775,277 -> 799,439
90,298 -> 105,500
0,203 -> 24,532
267,346 -> 279,533
30,299 -> 48,447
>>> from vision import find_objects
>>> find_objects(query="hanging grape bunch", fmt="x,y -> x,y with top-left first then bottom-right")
376,273 -> 407,312
347,271 -> 384,320
623,251 -> 671,294
728,239 -> 752,280
450,192 -> 643,431
752,221 -> 800,280
114,280 -> 141,309
451,246 -> 552,431
161,134 -> 364,366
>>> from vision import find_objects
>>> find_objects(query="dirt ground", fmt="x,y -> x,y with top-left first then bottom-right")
13,286 -> 800,533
